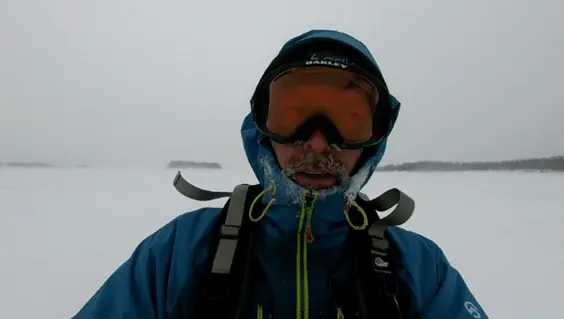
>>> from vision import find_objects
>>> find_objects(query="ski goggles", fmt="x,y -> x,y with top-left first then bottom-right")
252,61 -> 394,149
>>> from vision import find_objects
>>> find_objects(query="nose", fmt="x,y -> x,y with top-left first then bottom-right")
303,130 -> 330,152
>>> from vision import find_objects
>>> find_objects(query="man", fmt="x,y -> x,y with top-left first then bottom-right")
74,30 -> 488,318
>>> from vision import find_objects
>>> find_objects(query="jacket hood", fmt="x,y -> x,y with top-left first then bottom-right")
241,29 -> 401,209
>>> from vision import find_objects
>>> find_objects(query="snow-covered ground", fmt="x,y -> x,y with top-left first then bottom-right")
0,168 -> 562,318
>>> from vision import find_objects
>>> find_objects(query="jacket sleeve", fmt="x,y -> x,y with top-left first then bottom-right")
419,246 -> 489,319
72,208 -> 220,319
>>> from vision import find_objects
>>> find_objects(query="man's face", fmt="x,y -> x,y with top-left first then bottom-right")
265,66 -> 378,190
271,134 -> 363,190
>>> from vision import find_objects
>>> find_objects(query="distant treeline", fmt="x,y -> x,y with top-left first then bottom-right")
0,161 -> 55,168
166,160 -> 222,170
376,156 -> 564,172
3,156 -> 562,172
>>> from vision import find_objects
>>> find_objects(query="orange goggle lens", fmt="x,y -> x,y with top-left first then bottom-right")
266,67 -> 380,144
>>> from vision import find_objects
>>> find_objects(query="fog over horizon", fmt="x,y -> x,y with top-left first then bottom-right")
2,0 -> 563,169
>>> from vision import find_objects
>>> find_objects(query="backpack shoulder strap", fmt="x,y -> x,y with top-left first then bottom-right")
172,170 -> 233,201
212,183 -> 251,274
172,171 -> 264,318
343,188 -> 417,319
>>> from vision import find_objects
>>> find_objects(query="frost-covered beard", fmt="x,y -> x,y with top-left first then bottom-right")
281,151 -> 351,187
257,146 -> 372,205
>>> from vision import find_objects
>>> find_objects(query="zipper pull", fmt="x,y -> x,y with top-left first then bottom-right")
306,225 -> 315,243
304,192 -> 316,244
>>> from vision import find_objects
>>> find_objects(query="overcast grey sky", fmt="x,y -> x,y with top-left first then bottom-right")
1,0 -> 563,168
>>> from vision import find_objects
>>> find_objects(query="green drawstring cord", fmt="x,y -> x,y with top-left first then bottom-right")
248,186 -> 273,319
249,184 -> 276,222
343,199 -> 369,230
248,184 -> 369,231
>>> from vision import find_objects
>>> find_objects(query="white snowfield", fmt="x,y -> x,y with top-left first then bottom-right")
0,168 -> 562,318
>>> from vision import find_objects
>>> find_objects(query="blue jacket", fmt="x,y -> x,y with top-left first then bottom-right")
73,30 -> 488,319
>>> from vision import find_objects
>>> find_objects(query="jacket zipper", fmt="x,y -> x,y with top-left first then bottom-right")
296,192 -> 316,319
257,304 -> 263,319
